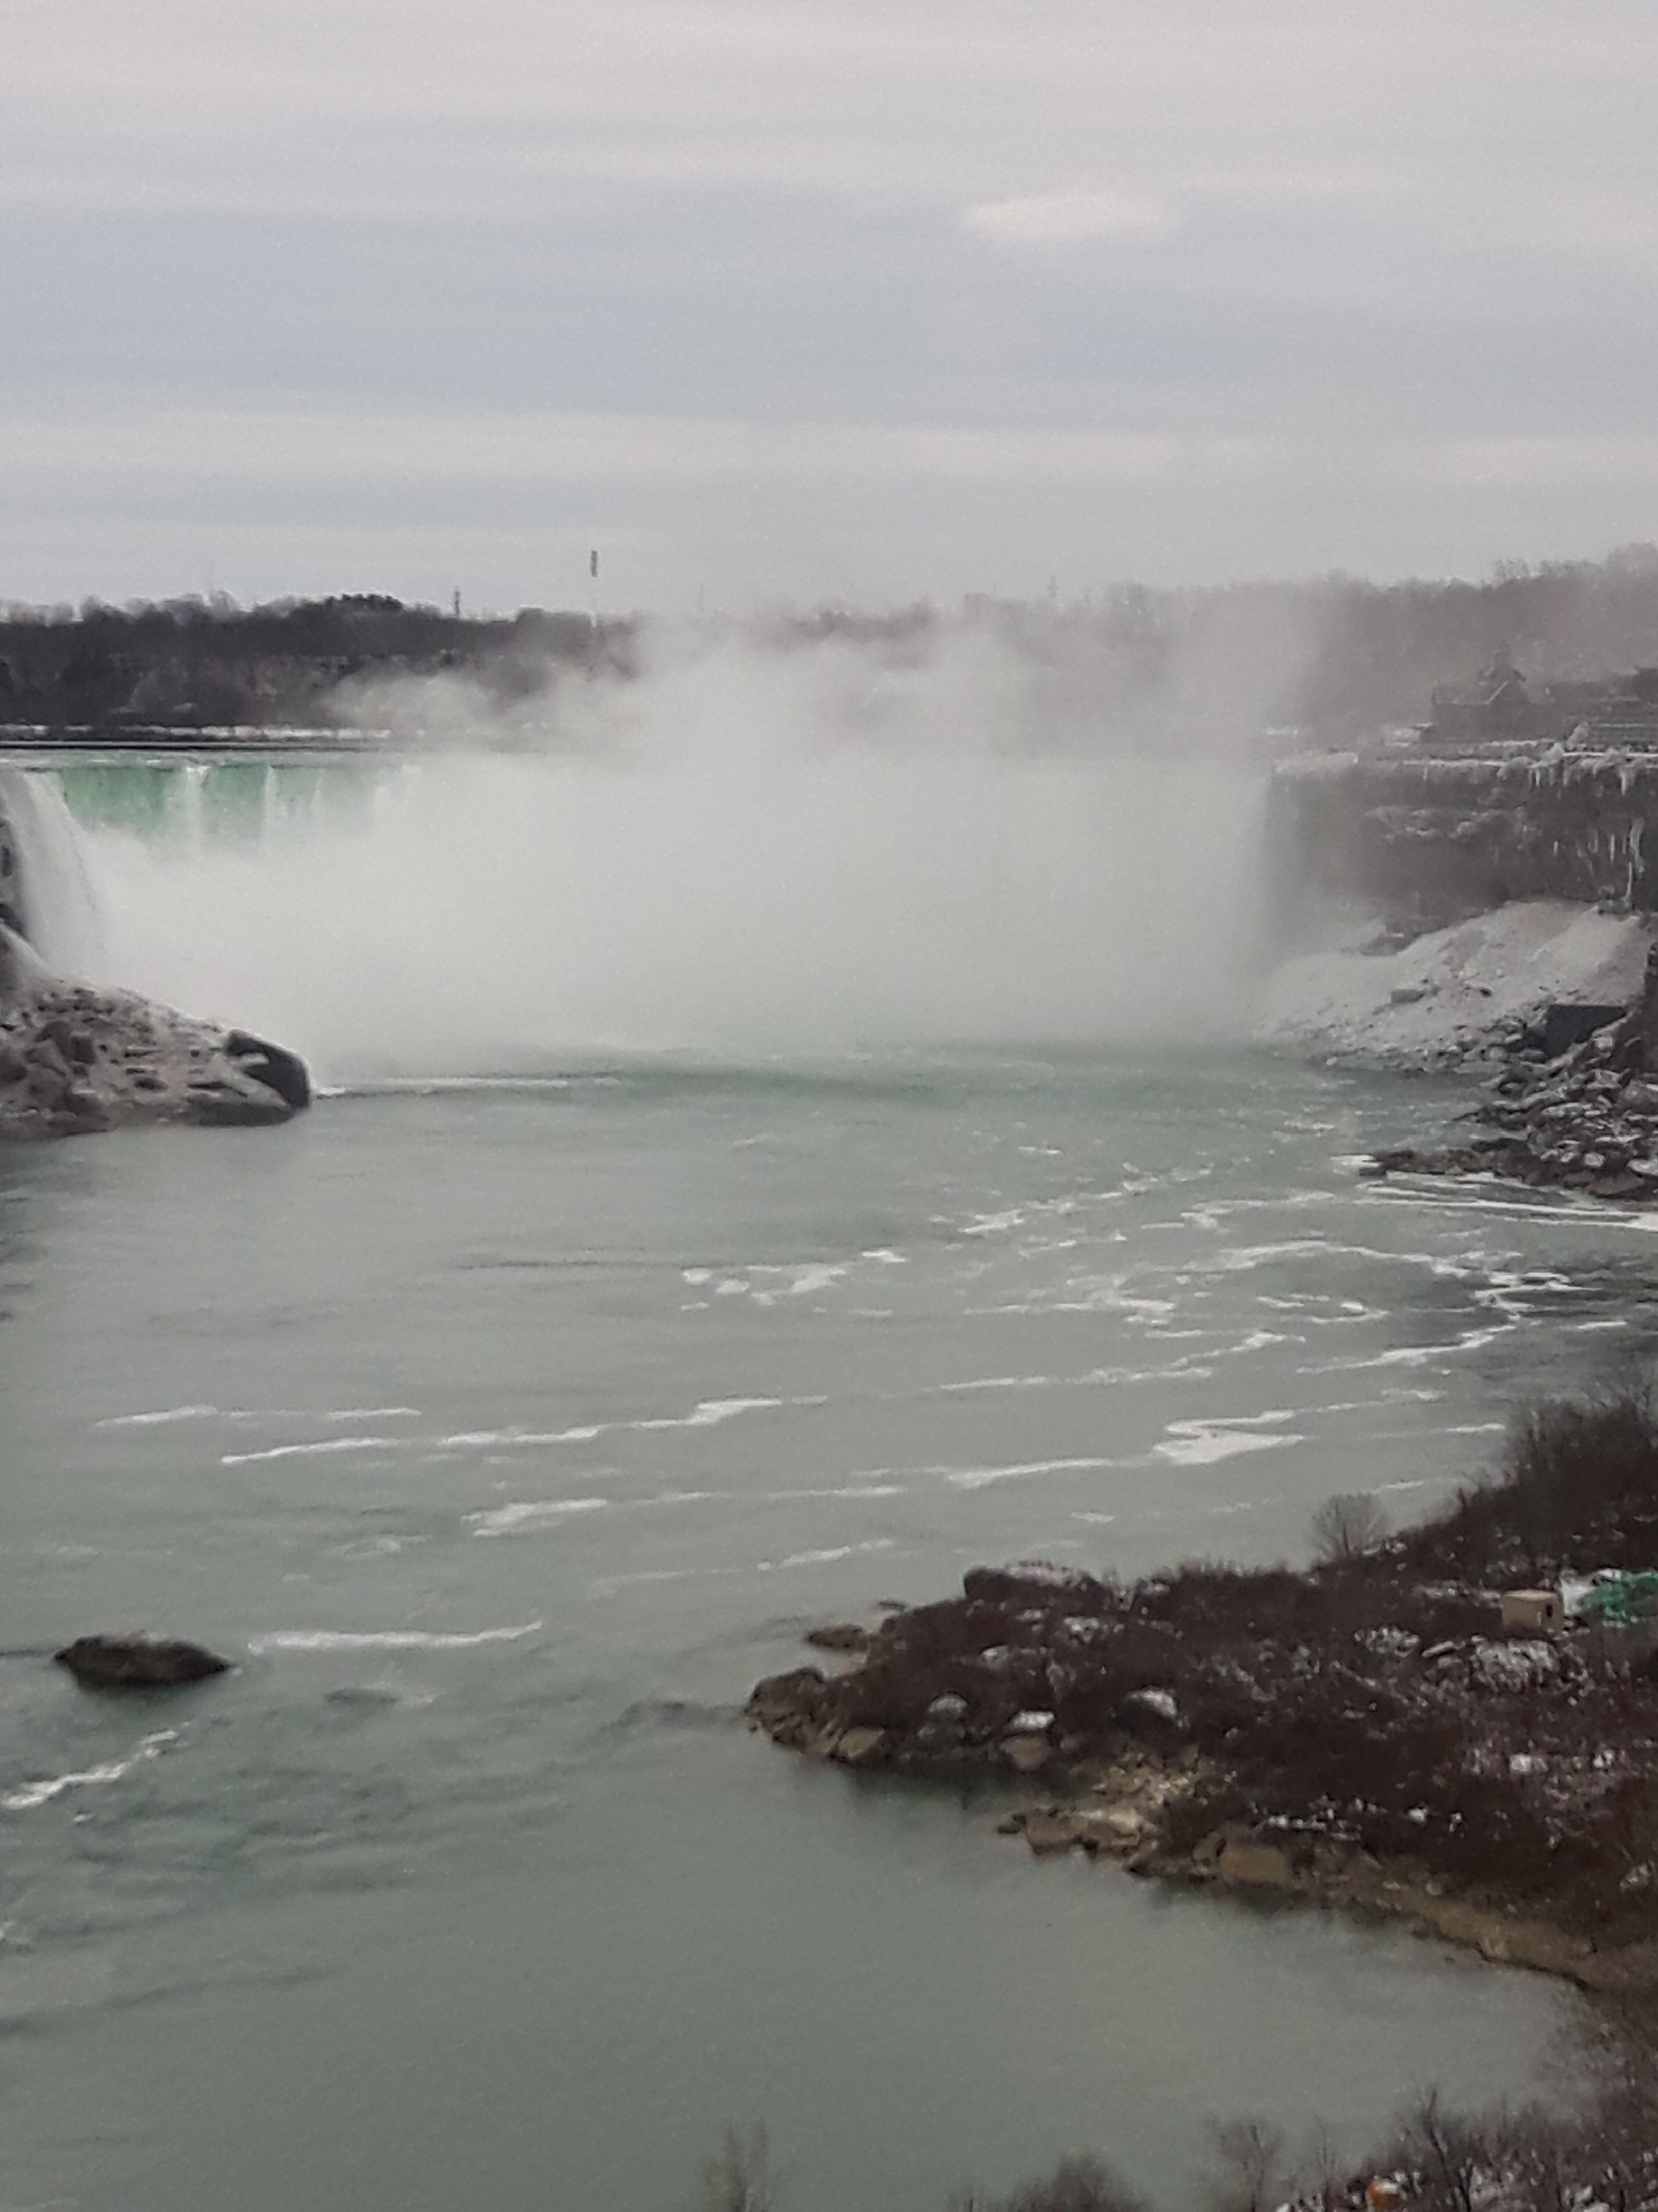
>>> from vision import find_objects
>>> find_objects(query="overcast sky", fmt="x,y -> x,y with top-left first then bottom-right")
7,0 -> 1658,609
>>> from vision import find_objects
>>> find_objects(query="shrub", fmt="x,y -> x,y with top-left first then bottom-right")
698,2123 -> 778,2212
1203,2117 -> 1288,2212
951,2153 -> 1149,2212
1309,1492 -> 1388,1565
1399,1382 -> 1658,1579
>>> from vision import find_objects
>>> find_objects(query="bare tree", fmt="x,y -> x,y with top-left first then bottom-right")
1310,1491 -> 1388,1565
1390,2089 -> 1488,2212
950,2154 -> 1148,2212
1204,2117 -> 1288,2212
1292,2120 -> 1349,2212
699,2123 -> 779,2212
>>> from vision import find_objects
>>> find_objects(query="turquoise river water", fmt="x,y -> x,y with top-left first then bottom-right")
2,753 -> 1654,2209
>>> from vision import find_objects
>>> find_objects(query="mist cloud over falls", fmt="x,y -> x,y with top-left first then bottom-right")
73,636 -> 1269,1084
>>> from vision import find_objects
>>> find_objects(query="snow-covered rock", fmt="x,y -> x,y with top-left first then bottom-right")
1257,900 -> 1654,1071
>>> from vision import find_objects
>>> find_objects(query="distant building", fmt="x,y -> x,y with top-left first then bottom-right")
1421,658 -> 1658,752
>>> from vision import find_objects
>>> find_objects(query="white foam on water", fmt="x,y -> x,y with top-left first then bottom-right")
4,1730 -> 177,1813
939,1372 -> 1067,1394
682,1396 -> 790,1424
741,1266 -> 848,1302
248,1624 -> 543,1652
435,1395 -> 799,1455
766,1483 -> 908,1501
760,1540 -> 897,1571
221,1436 -> 406,1467
467,1499 -> 610,1536
96,1405 -> 218,1428
439,1427 -> 604,1449
1154,1418 -> 1306,1466
1300,1314 -> 1516,1376
941,1455 -> 1120,1490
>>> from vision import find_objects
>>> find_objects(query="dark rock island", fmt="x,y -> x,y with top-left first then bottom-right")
56,1633 -> 232,1690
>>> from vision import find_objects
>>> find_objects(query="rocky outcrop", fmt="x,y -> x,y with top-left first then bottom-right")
747,1517 -> 1658,1982
1364,944 -> 1658,1200
0,928 -> 310,1140
804,1622 -> 874,1655
55,1634 -> 231,1689
0,762 -> 311,1142
1268,747 -> 1658,939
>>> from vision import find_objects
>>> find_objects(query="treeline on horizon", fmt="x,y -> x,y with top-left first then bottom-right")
6,547 -> 1658,737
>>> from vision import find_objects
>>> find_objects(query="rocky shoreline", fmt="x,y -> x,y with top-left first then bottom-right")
748,1407 -> 1658,1990
1252,891 -> 1658,1208
1364,943 -> 1658,1203
753,1586 -> 1658,1991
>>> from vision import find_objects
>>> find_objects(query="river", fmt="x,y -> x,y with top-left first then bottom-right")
0,749 -> 1644,2209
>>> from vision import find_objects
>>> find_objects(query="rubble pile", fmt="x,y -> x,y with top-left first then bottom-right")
1366,957 -> 1658,1200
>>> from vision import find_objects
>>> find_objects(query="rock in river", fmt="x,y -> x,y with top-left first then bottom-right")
55,1634 -> 232,1690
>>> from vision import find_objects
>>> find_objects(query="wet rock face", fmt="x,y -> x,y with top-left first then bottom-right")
0,941 -> 310,1141
55,1634 -> 231,1690
1270,750 -> 1658,935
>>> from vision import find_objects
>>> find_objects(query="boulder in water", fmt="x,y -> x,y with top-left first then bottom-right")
224,1029 -> 311,1111
55,1633 -> 232,1690
804,1621 -> 872,1654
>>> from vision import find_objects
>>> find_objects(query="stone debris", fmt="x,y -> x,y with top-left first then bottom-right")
1364,947 -> 1658,1203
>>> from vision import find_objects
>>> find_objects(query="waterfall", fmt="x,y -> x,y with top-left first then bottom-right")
53,746 -> 1269,1087
0,766 -> 107,979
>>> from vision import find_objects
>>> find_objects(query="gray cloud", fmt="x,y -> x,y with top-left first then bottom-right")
6,1 -> 1658,601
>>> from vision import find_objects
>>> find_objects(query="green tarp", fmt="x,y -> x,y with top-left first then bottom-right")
1581,1572 -> 1658,1628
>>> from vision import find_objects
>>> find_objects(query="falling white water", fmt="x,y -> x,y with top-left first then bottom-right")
39,646 -> 1272,1085
0,765 -> 107,977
